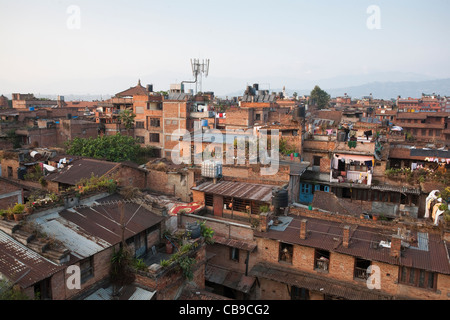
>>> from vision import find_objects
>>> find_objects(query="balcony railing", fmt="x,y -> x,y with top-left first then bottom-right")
354,267 -> 369,280
315,257 -> 329,272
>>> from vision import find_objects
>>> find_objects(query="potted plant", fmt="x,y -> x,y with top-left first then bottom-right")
0,209 -> 6,220
12,203 -> 25,221
25,202 -> 34,215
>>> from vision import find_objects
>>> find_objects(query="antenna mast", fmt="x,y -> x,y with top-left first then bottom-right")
190,58 -> 209,94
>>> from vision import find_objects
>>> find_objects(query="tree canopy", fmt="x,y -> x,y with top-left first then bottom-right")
310,85 -> 331,110
65,134 -> 155,163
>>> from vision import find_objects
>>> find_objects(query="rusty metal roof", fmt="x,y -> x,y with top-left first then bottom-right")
192,180 -> 275,202
206,264 -> 256,294
45,158 -> 119,185
213,235 -> 257,252
33,195 -> 164,259
254,214 -> 450,275
0,230 -> 64,288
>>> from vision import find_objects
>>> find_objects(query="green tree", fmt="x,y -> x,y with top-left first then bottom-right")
118,109 -> 136,130
66,134 -> 147,163
310,85 -> 331,110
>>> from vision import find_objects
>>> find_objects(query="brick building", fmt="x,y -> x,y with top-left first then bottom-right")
0,193 -> 164,300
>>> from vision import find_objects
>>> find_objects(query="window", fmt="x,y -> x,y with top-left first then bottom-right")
301,183 -> 312,194
149,133 -> 160,143
172,120 -> 178,125
421,129 -> 426,136
313,156 -> 321,166
80,257 -> 94,284
314,249 -> 330,272
136,136 -> 145,144
205,193 -> 213,206
135,121 -> 145,129
399,267 -> 436,290
255,114 -> 261,121
7,166 -> 12,178
279,242 -> 293,264
150,118 -> 160,127
230,247 -> 239,262
354,258 -> 371,280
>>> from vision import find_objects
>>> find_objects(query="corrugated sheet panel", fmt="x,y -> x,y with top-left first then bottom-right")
45,158 -> 118,185
34,213 -> 110,259
192,181 -> 274,202
0,230 -> 63,288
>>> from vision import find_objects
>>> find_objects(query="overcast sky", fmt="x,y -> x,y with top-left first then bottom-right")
1,0 -> 450,96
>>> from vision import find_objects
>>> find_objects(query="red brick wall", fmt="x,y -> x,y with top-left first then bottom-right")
116,165 -> 147,189
319,157 -> 331,173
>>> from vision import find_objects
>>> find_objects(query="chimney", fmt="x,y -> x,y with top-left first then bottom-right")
390,235 -> 402,258
300,219 -> 308,240
343,225 -> 350,248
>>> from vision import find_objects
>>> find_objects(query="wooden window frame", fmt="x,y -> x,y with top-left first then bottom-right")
399,266 -> 437,291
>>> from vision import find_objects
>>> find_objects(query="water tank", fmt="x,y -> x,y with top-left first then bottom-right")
186,222 -> 201,239
201,160 -> 222,178
272,189 -> 289,209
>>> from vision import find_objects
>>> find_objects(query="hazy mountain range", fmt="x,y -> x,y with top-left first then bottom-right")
2,72 -> 450,101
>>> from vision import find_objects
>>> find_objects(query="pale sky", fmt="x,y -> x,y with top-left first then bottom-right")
1,0 -> 450,96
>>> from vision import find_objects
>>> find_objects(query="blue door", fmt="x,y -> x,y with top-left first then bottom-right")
299,183 -> 314,204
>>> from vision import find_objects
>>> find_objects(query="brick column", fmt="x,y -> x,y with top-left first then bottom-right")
390,235 -> 402,258
300,219 -> 308,240
343,225 -> 350,248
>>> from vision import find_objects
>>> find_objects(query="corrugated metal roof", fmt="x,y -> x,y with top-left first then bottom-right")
45,158 -> 119,185
0,230 -> 63,288
34,212 -> 111,259
206,264 -> 256,294
371,185 -> 421,195
213,235 -> 257,252
192,181 -> 275,202
31,197 -> 164,259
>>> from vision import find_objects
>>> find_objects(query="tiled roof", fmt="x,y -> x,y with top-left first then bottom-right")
116,80 -> 148,97
254,213 -> 450,275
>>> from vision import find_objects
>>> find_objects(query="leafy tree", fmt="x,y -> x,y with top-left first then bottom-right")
118,109 -> 136,130
66,134 -> 154,163
310,85 -> 331,110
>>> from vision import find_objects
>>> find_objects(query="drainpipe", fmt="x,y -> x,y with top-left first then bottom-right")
245,251 -> 250,276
